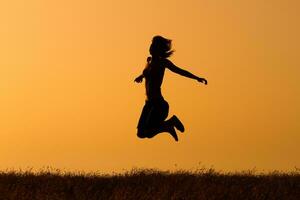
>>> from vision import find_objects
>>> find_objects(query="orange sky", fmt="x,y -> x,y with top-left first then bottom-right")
0,0 -> 299,172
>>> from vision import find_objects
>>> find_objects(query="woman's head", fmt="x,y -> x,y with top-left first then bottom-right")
149,35 -> 174,58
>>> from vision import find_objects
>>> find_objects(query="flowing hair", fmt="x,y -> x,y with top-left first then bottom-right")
149,35 -> 174,58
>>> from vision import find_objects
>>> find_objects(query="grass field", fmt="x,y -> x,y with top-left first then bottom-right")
0,168 -> 299,200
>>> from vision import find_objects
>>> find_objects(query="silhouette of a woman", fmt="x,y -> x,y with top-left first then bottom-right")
134,36 -> 207,141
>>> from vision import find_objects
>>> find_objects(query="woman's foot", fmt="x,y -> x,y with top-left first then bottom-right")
171,115 -> 185,132
168,126 -> 178,142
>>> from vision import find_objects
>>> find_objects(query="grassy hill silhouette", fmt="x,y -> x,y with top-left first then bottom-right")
0,168 -> 299,200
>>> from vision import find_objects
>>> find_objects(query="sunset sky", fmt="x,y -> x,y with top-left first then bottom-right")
0,0 -> 299,172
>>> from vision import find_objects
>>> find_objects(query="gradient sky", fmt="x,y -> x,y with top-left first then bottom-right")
0,0 -> 299,172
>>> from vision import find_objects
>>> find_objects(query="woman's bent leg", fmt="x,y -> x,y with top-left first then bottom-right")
137,118 -> 178,141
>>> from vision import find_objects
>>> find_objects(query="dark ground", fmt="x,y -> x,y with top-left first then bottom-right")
0,168 -> 299,200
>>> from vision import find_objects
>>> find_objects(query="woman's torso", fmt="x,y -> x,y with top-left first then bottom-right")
143,57 -> 166,101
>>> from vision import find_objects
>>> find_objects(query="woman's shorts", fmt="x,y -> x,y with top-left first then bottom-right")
137,99 -> 169,130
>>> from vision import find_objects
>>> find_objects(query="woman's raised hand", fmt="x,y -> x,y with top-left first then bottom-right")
134,75 -> 144,83
196,77 -> 208,85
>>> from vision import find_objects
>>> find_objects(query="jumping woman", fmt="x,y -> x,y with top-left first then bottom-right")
134,36 -> 207,141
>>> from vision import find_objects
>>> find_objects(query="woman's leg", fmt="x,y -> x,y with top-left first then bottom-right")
136,101 -> 151,138
140,118 -> 178,141
137,99 -> 181,141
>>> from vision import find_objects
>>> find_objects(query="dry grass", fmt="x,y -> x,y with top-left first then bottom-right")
0,168 -> 299,200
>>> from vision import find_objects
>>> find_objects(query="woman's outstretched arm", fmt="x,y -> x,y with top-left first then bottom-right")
165,59 -> 207,85
134,57 -> 151,83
